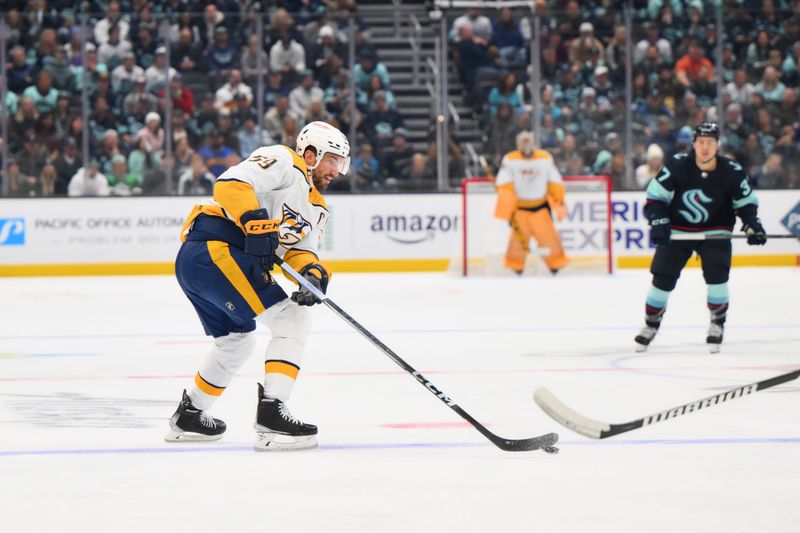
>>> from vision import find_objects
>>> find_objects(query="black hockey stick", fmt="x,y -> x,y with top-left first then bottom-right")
670,233 -> 798,241
533,368 -> 800,439
277,258 -> 559,453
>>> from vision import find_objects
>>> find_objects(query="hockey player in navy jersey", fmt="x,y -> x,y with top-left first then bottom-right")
165,121 -> 350,450
634,122 -> 767,353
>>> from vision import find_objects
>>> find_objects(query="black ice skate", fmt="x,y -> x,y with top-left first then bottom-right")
253,383 -> 317,451
635,306 -> 666,352
164,390 -> 226,442
634,325 -> 659,352
707,322 -> 724,353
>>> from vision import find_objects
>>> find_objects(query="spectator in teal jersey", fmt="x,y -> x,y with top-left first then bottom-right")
23,72 -> 59,114
128,136 -> 163,185
43,46 -> 75,92
5,91 -> 19,115
487,72 -> 522,118
353,51 -> 389,92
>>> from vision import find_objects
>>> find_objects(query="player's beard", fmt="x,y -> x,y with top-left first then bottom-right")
312,171 -> 334,191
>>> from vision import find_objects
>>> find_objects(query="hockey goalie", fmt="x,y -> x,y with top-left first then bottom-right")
493,131 -> 570,275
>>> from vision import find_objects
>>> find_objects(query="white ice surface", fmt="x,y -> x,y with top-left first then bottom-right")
0,268 -> 798,532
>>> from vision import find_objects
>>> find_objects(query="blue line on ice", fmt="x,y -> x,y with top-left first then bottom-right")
0,323 -> 798,341
1,437 -> 798,457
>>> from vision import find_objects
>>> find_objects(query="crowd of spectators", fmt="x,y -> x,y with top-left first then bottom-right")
0,0 -> 440,197
4,2 -> 800,197
453,2 -> 800,190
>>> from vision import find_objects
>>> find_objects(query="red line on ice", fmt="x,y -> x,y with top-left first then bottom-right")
1,364 -> 796,382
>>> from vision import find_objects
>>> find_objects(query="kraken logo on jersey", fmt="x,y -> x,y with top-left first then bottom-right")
279,204 -> 312,245
678,189 -> 713,224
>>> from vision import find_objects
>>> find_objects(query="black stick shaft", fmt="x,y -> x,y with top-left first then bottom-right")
605,368 -> 800,437
277,258 -> 558,452
670,234 -> 797,240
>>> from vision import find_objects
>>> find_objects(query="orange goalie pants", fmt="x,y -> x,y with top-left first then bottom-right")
505,208 -> 570,272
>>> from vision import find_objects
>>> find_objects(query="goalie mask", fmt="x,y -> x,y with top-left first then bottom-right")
516,131 -> 535,156
296,121 -> 351,175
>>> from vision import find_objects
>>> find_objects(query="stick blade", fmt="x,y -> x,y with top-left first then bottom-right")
490,431 -> 560,452
533,388 -> 609,439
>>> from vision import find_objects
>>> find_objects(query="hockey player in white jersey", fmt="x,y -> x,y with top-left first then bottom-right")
165,121 -> 350,450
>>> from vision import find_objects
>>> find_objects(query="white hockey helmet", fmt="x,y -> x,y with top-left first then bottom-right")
296,121 -> 351,174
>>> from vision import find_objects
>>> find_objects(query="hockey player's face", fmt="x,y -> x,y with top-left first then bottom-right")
693,136 -> 718,162
312,153 -> 344,191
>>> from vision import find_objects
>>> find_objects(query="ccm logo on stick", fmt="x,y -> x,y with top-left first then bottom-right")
412,372 -> 457,406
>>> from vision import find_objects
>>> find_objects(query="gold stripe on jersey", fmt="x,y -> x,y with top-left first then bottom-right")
213,179 -> 260,229
308,187 -> 328,210
282,248 -> 331,284
502,149 -> 552,161
206,241 -> 266,315
180,204 -> 230,242
194,373 -> 225,396
265,360 -> 300,379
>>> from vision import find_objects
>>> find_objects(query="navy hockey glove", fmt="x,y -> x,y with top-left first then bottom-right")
290,263 -> 329,306
649,217 -> 671,246
742,217 -> 767,246
240,209 -> 280,271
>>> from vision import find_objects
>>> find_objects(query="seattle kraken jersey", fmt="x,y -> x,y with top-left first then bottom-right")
645,152 -> 759,233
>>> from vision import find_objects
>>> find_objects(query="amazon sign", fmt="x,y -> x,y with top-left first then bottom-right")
370,214 -> 459,244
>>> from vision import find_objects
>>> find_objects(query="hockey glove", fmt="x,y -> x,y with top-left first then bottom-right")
290,263 -> 329,306
649,217 -> 671,246
742,217 -> 767,246
240,209 -> 280,271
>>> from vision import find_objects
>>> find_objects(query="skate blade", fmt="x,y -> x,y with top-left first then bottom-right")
708,343 -> 721,354
635,343 -> 648,353
164,429 -> 224,443
253,432 -> 317,452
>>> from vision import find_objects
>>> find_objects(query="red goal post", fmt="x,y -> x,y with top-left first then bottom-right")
458,175 -> 614,276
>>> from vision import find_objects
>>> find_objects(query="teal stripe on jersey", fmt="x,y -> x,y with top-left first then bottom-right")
672,229 -> 733,236
646,179 -> 673,203
646,286 -> 671,308
732,194 -> 759,210
707,283 -> 729,305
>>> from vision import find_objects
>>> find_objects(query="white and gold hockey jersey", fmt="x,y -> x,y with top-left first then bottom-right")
180,144 -> 329,276
494,149 -> 566,221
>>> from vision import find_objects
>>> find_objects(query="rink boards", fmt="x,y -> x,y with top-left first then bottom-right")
0,191 -> 797,276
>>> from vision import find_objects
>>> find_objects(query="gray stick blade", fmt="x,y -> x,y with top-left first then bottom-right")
533,388 -> 609,439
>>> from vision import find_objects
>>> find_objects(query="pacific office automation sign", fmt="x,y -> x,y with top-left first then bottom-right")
0,197 -> 202,264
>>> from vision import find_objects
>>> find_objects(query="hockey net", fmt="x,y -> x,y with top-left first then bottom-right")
453,176 -> 614,276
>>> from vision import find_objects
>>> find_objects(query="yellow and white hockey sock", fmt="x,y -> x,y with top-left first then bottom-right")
263,337 -> 304,402
256,300 -> 311,402
188,331 -> 256,410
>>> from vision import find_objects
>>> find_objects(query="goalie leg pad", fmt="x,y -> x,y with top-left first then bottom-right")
524,209 -> 570,271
